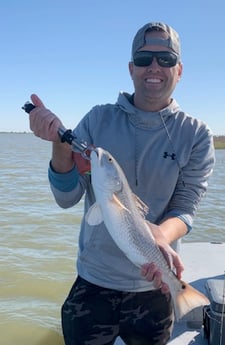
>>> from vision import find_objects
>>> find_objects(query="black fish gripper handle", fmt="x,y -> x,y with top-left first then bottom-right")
22,102 -> 36,114
59,129 -> 75,145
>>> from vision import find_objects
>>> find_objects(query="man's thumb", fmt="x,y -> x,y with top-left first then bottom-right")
30,94 -> 45,107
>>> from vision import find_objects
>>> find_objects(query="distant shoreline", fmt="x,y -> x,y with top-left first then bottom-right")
213,136 -> 225,149
1,132 -> 225,149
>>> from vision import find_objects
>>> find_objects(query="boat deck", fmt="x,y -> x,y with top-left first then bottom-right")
115,242 -> 225,345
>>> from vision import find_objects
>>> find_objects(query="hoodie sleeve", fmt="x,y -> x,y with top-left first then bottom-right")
165,124 -> 215,231
47,110 -> 93,209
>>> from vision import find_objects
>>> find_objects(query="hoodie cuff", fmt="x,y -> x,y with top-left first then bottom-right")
48,161 -> 79,192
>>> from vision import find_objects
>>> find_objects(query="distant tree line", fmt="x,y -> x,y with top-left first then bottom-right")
213,135 -> 225,149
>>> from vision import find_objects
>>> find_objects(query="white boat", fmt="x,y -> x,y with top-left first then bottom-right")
115,241 -> 225,345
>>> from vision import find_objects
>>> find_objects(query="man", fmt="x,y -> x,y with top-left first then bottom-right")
28,22 -> 215,345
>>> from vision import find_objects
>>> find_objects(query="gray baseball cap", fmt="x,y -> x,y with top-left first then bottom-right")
131,22 -> 181,60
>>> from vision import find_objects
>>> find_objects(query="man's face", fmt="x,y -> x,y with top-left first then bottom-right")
129,30 -> 183,111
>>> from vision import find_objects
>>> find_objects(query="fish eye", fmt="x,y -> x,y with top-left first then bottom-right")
108,156 -> 113,163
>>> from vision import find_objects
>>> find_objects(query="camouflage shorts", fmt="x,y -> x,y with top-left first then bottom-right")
61,276 -> 174,345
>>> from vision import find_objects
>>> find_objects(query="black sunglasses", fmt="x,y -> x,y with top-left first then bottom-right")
133,51 -> 178,68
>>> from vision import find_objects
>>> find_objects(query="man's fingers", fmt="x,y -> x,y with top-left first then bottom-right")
158,245 -> 173,269
141,262 -> 156,281
161,283 -> 170,294
141,262 -> 170,294
29,106 -> 63,142
157,241 -> 184,280
152,270 -> 163,289
173,254 -> 184,280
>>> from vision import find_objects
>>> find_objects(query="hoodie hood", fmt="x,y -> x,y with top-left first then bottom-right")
116,91 -> 181,129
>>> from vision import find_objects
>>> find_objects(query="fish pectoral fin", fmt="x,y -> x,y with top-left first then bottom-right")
85,203 -> 103,225
112,194 -> 131,213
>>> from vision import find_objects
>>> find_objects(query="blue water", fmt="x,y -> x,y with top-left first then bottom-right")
0,133 -> 224,345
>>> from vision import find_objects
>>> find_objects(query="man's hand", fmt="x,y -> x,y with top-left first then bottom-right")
29,94 -> 63,142
72,152 -> 91,175
29,94 -> 91,175
141,263 -> 170,294
141,223 -> 184,294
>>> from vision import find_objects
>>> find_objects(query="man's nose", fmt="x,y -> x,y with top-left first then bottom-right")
147,57 -> 160,70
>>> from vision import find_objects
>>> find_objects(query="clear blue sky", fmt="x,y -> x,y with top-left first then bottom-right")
0,0 -> 224,134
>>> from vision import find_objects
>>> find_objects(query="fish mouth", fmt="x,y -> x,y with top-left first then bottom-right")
93,147 -> 99,155
90,147 -> 100,160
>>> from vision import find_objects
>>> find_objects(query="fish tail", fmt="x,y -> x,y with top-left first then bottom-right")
171,280 -> 210,321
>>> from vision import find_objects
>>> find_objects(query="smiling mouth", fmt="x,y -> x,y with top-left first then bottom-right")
146,78 -> 162,83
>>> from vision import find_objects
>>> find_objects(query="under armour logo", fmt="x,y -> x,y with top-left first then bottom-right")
163,152 -> 176,160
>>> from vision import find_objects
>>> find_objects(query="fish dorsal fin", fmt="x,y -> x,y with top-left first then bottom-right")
132,193 -> 149,218
85,203 -> 103,226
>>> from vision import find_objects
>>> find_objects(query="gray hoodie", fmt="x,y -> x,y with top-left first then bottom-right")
48,92 -> 215,291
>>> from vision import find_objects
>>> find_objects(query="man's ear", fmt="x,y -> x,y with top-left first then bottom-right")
177,62 -> 183,81
128,61 -> 134,79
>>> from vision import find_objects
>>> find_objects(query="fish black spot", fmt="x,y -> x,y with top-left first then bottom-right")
182,284 -> 186,289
